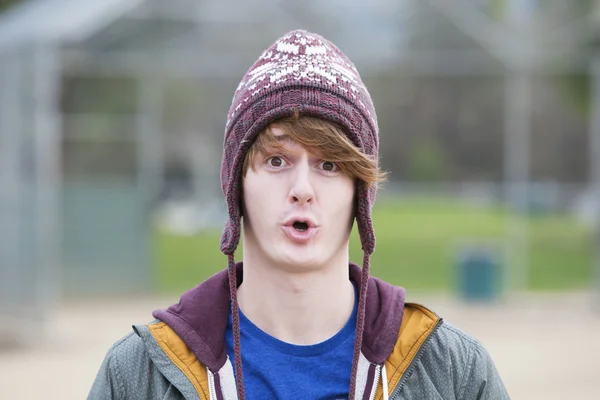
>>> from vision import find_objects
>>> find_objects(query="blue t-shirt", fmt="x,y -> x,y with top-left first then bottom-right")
225,285 -> 358,400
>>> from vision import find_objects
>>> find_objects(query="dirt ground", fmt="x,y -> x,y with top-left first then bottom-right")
1,291 -> 599,399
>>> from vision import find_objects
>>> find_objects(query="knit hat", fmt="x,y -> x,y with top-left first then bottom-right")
220,29 -> 380,400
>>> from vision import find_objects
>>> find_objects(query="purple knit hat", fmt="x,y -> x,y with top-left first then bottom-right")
220,29 -> 380,399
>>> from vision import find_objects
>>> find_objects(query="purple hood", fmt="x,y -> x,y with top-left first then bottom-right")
153,262 -> 406,372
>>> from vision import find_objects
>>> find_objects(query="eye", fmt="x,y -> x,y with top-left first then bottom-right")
320,161 -> 338,172
268,156 -> 284,167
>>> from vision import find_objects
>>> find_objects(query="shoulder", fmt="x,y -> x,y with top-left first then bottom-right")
401,303 -> 491,361
400,304 -> 489,374
105,331 -> 147,362
419,316 -> 509,399
88,332 -> 150,399
432,320 -> 490,359
102,332 -> 153,382
90,327 -> 179,400
397,304 -> 509,398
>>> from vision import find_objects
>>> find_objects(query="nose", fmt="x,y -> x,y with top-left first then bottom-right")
288,164 -> 314,206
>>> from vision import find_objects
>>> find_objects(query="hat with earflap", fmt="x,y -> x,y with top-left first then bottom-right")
220,29 -> 380,400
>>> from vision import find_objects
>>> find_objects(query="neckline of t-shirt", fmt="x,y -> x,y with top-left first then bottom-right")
236,282 -> 358,357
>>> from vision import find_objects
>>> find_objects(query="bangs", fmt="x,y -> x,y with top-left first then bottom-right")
243,113 -> 387,187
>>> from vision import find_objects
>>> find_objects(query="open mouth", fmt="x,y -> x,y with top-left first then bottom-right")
282,218 -> 318,242
292,221 -> 309,232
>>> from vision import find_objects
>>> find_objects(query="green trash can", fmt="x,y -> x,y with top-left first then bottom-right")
456,245 -> 502,302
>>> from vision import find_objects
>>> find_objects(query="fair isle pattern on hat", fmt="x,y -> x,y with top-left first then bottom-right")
225,30 -> 378,133
220,29 -> 381,400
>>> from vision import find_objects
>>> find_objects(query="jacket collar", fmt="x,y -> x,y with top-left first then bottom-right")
153,262 -> 406,372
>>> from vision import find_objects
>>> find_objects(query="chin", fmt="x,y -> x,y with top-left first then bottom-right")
275,248 -> 328,272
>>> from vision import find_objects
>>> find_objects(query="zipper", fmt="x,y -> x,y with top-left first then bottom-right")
368,365 -> 382,400
388,319 -> 443,400
207,368 -> 218,400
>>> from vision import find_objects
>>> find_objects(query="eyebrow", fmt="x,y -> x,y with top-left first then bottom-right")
271,133 -> 295,144
261,133 -> 298,150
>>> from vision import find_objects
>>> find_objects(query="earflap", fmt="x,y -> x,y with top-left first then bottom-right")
220,216 -> 241,255
355,185 -> 376,255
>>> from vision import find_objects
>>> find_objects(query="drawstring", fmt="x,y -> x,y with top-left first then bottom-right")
348,251 -> 372,400
227,253 -> 246,400
381,364 -> 389,400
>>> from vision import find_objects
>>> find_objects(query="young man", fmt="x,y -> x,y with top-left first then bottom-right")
89,30 -> 510,399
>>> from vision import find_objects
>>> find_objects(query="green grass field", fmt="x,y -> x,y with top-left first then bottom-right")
153,197 -> 593,294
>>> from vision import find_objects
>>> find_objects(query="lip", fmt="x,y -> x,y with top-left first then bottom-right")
282,216 -> 319,243
283,216 -> 317,228
282,225 -> 319,243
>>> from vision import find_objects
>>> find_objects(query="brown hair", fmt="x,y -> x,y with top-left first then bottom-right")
242,112 -> 386,187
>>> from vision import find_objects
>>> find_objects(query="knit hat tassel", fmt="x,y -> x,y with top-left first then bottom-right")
348,251 -> 372,399
227,253 -> 246,399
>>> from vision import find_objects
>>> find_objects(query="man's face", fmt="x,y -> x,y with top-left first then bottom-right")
242,126 -> 355,272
